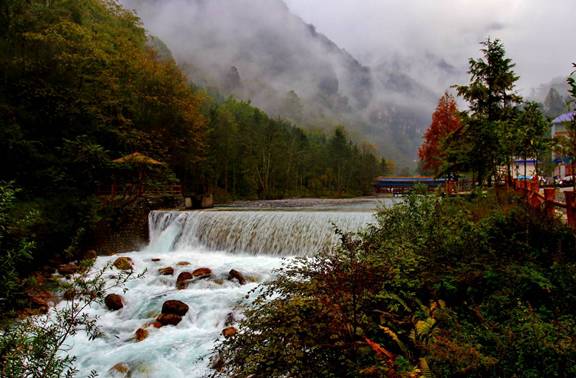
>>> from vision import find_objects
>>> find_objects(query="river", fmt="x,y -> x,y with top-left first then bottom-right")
63,198 -> 393,377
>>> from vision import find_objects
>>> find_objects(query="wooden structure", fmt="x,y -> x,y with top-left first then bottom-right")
374,177 -> 474,196
374,177 -> 446,195
99,152 -> 183,199
512,178 -> 576,230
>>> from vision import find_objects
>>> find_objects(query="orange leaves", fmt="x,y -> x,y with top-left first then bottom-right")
418,93 -> 462,175
364,336 -> 395,360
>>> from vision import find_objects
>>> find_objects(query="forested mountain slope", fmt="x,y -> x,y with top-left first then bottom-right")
123,0 -> 439,167
0,0 -> 383,310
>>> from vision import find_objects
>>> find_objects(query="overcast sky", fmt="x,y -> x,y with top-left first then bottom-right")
284,0 -> 576,94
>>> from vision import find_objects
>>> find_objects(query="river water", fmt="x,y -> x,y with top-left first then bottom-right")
64,198 -> 391,377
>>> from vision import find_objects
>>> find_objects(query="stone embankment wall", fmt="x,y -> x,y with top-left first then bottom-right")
91,196 -> 182,255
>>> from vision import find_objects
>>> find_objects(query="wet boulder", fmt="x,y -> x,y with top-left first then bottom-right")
228,269 -> 246,285
58,263 -> 79,275
151,258 -> 161,262
156,313 -> 182,326
109,362 -> 130,377
176,272 -> 194,289
83,250 -> 98,260
162,300 -> 189,316
27,290 -> 53,314
176,261 -> 191,266
192,268 -> 212,279
105,294 -> 124,311
158,267 -> 174,276
113,257 -> 133,271
222,326 -> 238,338
135,328 -> 149,342
144,321 -> 163,329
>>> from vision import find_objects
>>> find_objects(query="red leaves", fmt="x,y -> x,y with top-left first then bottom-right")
418,93 -> 462,174
364,336 -> 395,360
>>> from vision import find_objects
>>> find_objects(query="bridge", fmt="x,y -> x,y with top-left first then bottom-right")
374,177 -> 462,195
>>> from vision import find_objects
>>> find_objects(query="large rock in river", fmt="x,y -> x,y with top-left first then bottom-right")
105,294 -> 124,311
113,257 -> 133,271
58,263 -> 79,275
162,300 -> 189,316
158,267 -> 174,276
228,269 -> 246,285
192,267 -> 212,279
176,272 -> 193,289
156,313 -> 182,326
135,328 -> 149,342
83,249 -> 98,260
222,326 -> 238,338
109,362 -> 130,377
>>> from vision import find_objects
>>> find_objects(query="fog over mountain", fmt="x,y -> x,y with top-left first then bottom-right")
121,0 -> 437,167
120,0 -> 575,168
286,0 -> 576,95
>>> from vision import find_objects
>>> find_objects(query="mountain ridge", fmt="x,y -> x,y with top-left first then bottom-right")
123,0 -> 439,168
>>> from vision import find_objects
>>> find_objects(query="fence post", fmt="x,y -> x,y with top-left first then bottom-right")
565,191 -> 576,230
544,188 -> 556,218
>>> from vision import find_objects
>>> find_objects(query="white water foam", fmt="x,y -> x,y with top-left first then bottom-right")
63,209 -> 377,377
148,210 -> 374,256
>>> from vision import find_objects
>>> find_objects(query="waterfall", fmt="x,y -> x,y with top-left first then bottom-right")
63,203 -> 384,377
148,210 -> 375,256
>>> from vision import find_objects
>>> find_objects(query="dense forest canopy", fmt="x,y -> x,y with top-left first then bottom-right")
0,0 -> 385,311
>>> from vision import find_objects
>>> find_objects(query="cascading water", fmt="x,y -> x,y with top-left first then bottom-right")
148,210 -> 374,256
63,202 -> 384,377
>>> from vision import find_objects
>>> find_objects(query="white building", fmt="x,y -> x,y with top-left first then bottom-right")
551,111 -> 575,178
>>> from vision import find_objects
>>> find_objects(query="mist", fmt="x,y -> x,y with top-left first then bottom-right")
119,0 -> 574,168
284,0 -> 576,95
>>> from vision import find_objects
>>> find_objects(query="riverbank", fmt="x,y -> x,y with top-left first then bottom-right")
217,190 -> 576,377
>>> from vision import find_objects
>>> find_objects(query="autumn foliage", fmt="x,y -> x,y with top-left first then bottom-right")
418,93 -> 461,174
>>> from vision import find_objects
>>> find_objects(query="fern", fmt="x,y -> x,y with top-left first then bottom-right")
419,358 -> 433,378
380,325 -> 411,358
416,318 -> 437,338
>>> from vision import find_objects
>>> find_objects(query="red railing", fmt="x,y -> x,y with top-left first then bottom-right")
444,179 -> 474,195
512,179 -> 576,230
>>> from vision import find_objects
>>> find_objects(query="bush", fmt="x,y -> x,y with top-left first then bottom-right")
0,264 -> 136,377
216,192 -> 576,377
0,182 -> 36,314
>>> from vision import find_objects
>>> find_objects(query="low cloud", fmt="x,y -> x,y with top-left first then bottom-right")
285,0 -> 576,94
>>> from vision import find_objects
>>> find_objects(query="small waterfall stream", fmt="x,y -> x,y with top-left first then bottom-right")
63,204 -> 382,377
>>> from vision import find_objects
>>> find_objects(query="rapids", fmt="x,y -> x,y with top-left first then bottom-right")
63,199 -> 388,377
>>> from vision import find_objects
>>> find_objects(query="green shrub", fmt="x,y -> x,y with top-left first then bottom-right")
0,264 -> 137,377
216,192 -> 576,377
0,182 -> 37,314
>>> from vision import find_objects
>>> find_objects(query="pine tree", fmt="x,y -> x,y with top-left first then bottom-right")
455,38 -> 522,185
514,102 -> 549,177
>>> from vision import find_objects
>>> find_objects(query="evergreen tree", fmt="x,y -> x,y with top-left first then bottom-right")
455,38 -> 522,184
514,102 -> 550,177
